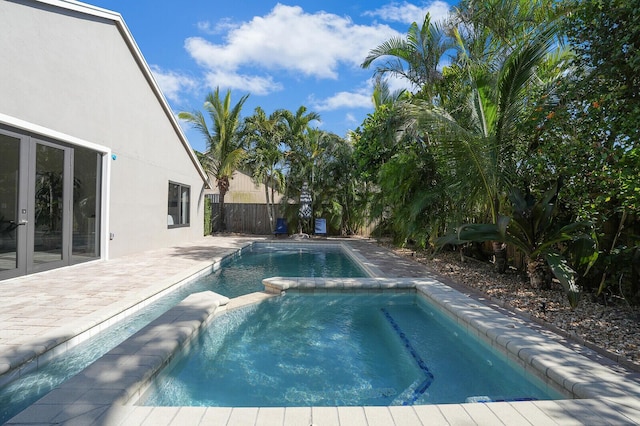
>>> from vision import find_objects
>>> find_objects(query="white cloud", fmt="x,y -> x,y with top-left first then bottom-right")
383,74 -> 419,94
345,112 -> 359,125
161,3 -> 450,109
202,70 -> 282,96
310,89 -> 373,112
184,4 -> 399,95
365,1 -> 451,26
150,65 -> 197,103
311,72 -> 425,113
196,18 -> 239,35
309,72 -> 423,113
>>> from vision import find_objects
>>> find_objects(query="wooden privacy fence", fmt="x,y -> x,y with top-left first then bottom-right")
211,203 -> 280,235
210,203 -> 379,237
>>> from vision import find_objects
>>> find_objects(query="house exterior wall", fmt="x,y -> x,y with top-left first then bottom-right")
0,0 -> 206,258
205,170 -> 284,204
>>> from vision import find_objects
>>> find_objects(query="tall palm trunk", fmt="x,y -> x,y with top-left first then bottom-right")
217,177 -> 230,232
264,179 -> 274,234
179,88 -> 249,235
217,191 -> 226,232
270,185 -> 277,229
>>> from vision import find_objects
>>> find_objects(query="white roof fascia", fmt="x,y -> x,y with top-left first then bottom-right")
29,0 -> 211,188
0,112 -> 110,154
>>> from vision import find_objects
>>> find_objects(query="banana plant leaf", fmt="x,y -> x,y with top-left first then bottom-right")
437,218 -> 532,256
546,251 -> 580,308
531,221 -> 596,258
436,223 -> 502,246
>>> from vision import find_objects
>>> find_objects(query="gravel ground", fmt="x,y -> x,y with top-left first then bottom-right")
389,246 -> 640,369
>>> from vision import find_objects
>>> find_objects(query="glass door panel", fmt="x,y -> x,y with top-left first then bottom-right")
0,134 -> 21,277
72,146 -> 101,262
0,128 -> 102,281
32,143 -> 65,266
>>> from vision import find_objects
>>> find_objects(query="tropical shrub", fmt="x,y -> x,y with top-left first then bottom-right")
438,183 -> 598,308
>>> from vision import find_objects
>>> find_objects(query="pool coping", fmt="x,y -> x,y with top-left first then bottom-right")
6,240 -> 640,425
0,241 -> 255,389
8,278 -> 640,425
0,239 -> 372,390
265,277 -> 640,401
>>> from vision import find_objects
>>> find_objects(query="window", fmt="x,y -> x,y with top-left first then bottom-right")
168,182 -> 190,227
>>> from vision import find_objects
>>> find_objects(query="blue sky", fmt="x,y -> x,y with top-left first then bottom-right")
88,0 -> 454,152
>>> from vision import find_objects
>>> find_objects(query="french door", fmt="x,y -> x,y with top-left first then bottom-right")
0,129 -> 101,280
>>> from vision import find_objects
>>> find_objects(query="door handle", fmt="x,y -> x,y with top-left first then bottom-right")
10,220 -> 28,226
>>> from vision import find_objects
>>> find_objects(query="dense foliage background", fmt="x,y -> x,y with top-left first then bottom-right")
188,0 -> 639,306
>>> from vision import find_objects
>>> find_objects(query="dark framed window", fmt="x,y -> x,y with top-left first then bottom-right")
168,182 -> 190,227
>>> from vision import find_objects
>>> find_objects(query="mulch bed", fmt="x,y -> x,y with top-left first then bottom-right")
384,244 -> 640,370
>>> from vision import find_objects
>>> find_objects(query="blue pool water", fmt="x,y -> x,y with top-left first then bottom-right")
141,293 -> 562,407
0,243 -> 365,423
198,243 -> 367,298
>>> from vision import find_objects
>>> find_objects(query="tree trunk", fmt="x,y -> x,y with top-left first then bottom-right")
264,179 -> 274,234
492,241 -> 507,274
527,256 -> 549,289
218,189 -> 226,232
270,185 -> 276,229
632,247 -> 640,300
217,177 -> 230,232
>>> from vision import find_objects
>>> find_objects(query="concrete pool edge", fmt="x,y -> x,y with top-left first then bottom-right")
264,277 -> 640,401
8,278 -> 640,425
0,239 -> 353,389
0,241 -> 254,389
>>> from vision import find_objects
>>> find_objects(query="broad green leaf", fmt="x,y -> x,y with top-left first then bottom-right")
546,252 -> 580,308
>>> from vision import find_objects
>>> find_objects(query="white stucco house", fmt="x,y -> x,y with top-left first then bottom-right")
0,0 -> 209,280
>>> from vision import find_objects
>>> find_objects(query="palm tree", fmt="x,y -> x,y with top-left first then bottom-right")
361,13 -> 451,100
353,74 -> 440,245
179,87 -> 249,232
420,25 -> 561,271
323,133 -> 364,235
281,106 -> 321,187
277,106 -> 321,233
282,106 -> 321,146
371,75 -> 408,110
438,183 -> 597,308
452,0 -> 565,54
243,107 -> 286,233
358,0 -> 566,269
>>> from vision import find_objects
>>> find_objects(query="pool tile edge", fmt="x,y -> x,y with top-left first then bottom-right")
0,245 -> 245,390
6,291 -> 230,425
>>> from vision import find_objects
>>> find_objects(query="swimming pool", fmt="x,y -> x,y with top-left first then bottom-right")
0,242 -> 366,424
193,243 -> 368,298
140,293 -> 562,407
7,242 -> 640,425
